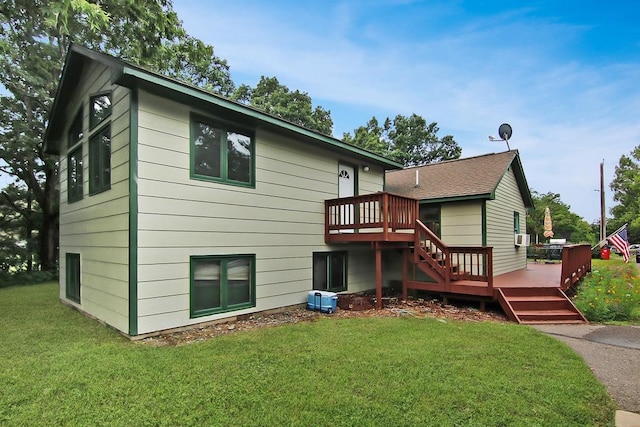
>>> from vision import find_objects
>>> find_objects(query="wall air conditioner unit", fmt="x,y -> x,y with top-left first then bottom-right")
514,233 -> 530,247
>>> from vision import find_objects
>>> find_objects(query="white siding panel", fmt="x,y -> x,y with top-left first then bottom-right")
346,247 -> 377,293
57,60 -> 131,334
134,90 -> 387,334
138,279 -> 187,299
441,202 -> 482,246
486,168 -> 527,275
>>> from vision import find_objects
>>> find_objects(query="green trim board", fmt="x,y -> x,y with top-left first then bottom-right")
419,193 -> 491,205
481,201 -> 487,246
128,88 -> 139,336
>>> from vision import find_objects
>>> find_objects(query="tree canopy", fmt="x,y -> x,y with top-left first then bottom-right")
342,114 -> 461,166
609,144 -> 640,243
0,0 -> 233,271
526,191 -> 595,244
0,0 -> 460,273
231,76 -> 333,135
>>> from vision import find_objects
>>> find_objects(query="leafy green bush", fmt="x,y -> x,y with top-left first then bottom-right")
0,269 -> 58,288
573,262 -> 640,322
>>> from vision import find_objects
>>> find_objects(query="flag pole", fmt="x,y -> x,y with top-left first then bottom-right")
591,223 -> 628,250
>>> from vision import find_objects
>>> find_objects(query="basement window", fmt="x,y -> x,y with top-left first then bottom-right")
190,255 -> 256,317
313,252 -> 347,292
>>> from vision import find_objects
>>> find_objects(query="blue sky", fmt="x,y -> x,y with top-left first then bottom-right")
173,0 -> 639,224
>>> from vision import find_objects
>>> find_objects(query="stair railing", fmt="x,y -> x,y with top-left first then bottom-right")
414,220 -> 493,291
414,220 -> 450,285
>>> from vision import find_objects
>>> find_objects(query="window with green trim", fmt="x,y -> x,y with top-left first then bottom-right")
89,125 -> 111,195
67,146 -> 83,203
190,255 -> 256,317
190,116 -> 255,186
68,109 -> 84,146
66,253 -> 81,303
89,93 -> 112,129
514,211 -> 521,234
313,251 -> 347,292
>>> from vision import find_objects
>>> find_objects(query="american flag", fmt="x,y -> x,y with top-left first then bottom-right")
608,225 -> 631,263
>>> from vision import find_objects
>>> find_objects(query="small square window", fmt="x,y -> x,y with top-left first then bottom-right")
67,146 -> 83,203
89,93 -> 112,129
313,252 -> 347,292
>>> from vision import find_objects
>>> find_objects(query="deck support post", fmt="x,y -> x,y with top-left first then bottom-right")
402,248 -> 409,301
375,245 -> 383,309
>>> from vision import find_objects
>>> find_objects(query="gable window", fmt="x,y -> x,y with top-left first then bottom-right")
313,251 -> 347,292
66,253 -> 81,303
67,146 -> 84,203
190,255 -> 256,317
68,110 -> 84,146
514,211 -> 521,234
191,115 -> 255,187
89,93 -> 112,129
89,125 -> 111,195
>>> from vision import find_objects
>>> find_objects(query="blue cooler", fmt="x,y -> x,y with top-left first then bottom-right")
307,291 -> 338,313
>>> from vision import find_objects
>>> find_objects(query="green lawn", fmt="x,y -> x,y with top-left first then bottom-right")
1,283 -> 615,426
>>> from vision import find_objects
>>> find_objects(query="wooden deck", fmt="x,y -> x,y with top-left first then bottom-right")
324,192 -> 591,322
494,262 -> 563,289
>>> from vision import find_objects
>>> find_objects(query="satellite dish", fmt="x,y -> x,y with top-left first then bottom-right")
499,123 -> 512,141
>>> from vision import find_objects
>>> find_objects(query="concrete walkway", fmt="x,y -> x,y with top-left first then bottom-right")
533,324 -> 640,426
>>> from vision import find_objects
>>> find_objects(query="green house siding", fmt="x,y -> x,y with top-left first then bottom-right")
57,59 -> 131,334
134,91 -> 385,334
486,167 -> 527,275
47,45 -> 400,337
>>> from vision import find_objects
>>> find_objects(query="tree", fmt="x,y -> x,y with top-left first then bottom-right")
526,191 -> 595,244
231,76 -> 333,135
609,145 -> 640,243
0,184 -> 34,271
343,114 -> 461,166
0,0 -> 233,271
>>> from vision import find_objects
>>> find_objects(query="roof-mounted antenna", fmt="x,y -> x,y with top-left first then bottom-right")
488,123 -> 513,151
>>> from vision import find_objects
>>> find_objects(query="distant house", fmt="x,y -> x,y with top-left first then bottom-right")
44,44 -> 403,337
386,151 -> 534,277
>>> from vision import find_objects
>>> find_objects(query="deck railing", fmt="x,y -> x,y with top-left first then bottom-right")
325,192 -> 418,242
414,220 -> 493,291
561,244 -> 592,290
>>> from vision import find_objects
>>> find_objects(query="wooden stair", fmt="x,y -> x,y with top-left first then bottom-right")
497,287 -> 587,324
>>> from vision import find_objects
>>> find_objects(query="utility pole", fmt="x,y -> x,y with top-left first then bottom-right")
600,161 -> 606,244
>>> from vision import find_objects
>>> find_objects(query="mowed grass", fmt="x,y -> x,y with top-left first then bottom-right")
1,283 -> 615,426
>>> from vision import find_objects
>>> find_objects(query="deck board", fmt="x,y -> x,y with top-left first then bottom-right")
493,262 -> 562,289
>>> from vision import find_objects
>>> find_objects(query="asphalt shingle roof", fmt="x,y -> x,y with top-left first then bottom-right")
385,151 -> 526,202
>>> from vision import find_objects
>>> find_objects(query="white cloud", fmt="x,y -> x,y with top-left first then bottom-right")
175,0 -> 640,224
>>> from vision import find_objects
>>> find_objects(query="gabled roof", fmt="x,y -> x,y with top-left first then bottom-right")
44,44 -> 403,169
385,150 -> 534,208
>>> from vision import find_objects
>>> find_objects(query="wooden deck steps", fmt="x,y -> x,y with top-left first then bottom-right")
496,287 -> 587,324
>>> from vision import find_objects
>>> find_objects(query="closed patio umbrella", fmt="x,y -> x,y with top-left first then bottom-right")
543,206 -> 554,238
